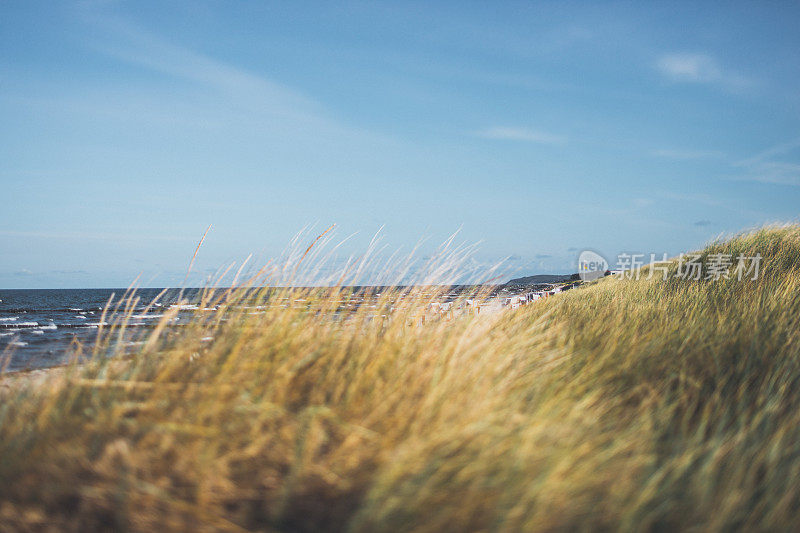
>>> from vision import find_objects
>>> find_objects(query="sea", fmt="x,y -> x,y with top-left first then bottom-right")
0,288 -> 202,372
0,285 -> 517,372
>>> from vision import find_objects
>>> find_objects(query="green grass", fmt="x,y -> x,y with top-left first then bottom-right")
1,224 -> 799,531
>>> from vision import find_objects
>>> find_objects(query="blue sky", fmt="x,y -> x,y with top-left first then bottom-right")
2,1 -> 799,288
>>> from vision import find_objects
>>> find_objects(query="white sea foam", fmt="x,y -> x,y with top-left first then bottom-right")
0,317 -> 18,322
31,330 -> 44,335
39,324 -> 57,330
10,341 -> 27,347
131,314 -> 165,319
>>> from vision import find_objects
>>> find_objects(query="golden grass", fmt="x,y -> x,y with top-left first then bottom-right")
1,224 -> 800,531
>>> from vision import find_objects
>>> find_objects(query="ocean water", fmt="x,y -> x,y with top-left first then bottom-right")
0,288 -> 201,372
0,285 -> 509,372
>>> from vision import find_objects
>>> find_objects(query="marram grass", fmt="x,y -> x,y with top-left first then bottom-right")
1,224 -> 800,531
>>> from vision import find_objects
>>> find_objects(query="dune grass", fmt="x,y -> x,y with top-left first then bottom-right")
1,224 -> 799,531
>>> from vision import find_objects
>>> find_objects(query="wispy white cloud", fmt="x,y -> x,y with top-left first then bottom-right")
732,137 -> 800,186
656,53 -> 753,91
657,54 -> 720,82
82,16 -> 324,123
651,148 -> 724,160
734,163 -> 800,186
475,126 -> 566,145
735,137 -> 800,168
72,10 -> 400,153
